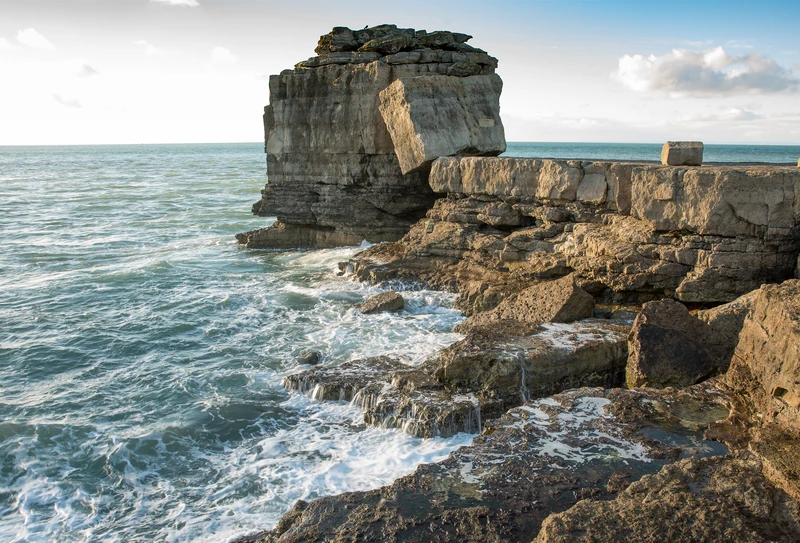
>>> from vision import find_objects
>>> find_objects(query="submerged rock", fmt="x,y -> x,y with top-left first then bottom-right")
295,350 -> 322,366
358,291 -> 405,313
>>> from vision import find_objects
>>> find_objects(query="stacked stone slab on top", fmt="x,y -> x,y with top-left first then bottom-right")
236,24 -> 505,249
661,141 -> 703,166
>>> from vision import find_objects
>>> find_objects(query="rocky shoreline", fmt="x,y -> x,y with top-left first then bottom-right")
234,25 -> 800,542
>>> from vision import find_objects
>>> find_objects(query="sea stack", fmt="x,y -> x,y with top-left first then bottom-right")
236,25 -> 506,249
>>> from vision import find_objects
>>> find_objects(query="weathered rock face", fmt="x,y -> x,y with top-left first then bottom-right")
726,279 -> 800,432
349,157 -> 800,307
379,75 -> 505,174
626,299 -> 731,389
661,140 -> 704,166
237,25 -> 504,249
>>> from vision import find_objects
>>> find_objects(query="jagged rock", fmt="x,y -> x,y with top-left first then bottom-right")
296,350 -> 322,366
235,385 -> 734,543
661,140 -> 704,166
238,25 -> 503,248
314,26 -> 359,54
726,279 -> 800,432
378,75 -> 505,174
282,356 -> 406,401
454,274 -> 594,333
626,299 -> 730,389
358,291 -> 404,313
534,451 -> 800,543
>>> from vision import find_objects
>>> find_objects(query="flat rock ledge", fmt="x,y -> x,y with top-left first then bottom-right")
282,317 -> 630,438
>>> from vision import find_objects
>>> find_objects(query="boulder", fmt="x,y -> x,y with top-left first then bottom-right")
378,75 -> 505,174
359,291 -> 404,313
455,274 -> 594,333
695,290 -> 757,364
296,350 -> 322,366
626,299 -> 728,388
661,141 -> 703,166
726,279 -> 800,432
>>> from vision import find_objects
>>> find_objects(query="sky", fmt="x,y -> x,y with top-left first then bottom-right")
0,0 -> 799,145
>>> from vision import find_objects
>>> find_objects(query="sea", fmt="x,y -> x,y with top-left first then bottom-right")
1,141 -> 798,543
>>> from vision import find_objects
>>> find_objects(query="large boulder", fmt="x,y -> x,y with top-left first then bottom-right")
626,299 -> 729,389
378,75 -> 505,174
726,279 -> 800,432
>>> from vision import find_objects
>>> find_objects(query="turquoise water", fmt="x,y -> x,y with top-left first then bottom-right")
0,143 -> 469,542
2,141 -> 798,542
505,142 -> 800,163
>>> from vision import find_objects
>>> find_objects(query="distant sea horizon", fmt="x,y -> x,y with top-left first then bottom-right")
2,141 -> 797,164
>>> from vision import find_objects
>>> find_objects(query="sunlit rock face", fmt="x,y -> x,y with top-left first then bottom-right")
237,24 -> 505,249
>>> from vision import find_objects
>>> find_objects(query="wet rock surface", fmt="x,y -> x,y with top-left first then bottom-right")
234,385 -> 736,543
358,291 -> 405,313
282,318 -> 630,438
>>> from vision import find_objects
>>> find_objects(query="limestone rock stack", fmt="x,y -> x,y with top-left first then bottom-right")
237,25 -> 505,249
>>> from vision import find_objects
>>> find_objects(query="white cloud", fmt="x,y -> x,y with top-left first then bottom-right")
0,37 -> 11,50
210,46 -> 238,64
682,108 -> 762,123
77,64 -> 100,77
134,40 -> 159,56
614,46 -> 799,96
150,0 -> 199,6
53,94 -> 81,108
17,28 -> 56,50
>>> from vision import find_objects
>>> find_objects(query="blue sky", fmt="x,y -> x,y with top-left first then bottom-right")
1,0 -> 798,144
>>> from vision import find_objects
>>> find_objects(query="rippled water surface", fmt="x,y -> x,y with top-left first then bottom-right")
0,143 -> 471,542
